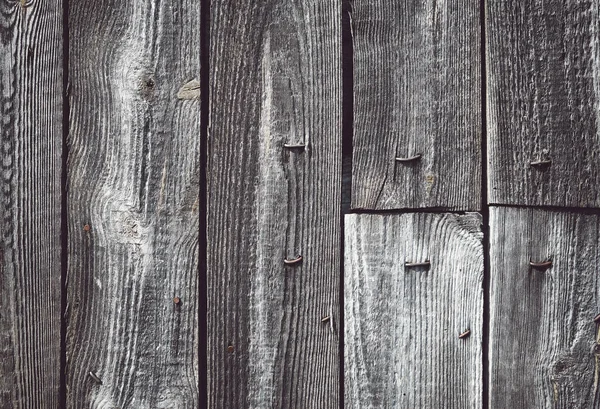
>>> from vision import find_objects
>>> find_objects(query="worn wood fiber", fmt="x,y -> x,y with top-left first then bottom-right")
0,1 -> 63,407
351,0 -> 481,211
345,213 -> 483,408
208,0 -> 341,407
489,207 -> 600,408
487,1 -> 600,207
66,0 -> 201,407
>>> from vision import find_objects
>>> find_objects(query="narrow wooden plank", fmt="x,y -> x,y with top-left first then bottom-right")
345,213 -> 483,408
489,207 -> 600,408
0,1 -> 63,407
487,1 -> 600,207
351,1 -> 481,211
66,1 -> 200,406
208,1 -> 341,407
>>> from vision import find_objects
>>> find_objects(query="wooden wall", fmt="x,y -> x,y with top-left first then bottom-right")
1,0 -> 599,408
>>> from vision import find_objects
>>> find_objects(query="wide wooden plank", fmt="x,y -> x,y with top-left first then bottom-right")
487,1 -> 600,207
208,1 -> 341,407
345,213 -> 483,408
489,207 -> 600,408
66,1 -> 201,406
351,1 -> 481,211
0,1 -> 63,407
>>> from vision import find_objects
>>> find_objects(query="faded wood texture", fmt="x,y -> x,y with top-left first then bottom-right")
0,1 -> 63,408
489,207 -> 600,408
345,213 -> 483,408
66,1 -> 200,407
208,1 -> 341,407
487,1 -> 600,207
351,1 -> 481,211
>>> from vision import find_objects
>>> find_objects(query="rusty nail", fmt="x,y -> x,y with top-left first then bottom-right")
529,260 -> 552,269
173,297 -> 181,305
458,329 -> 471,339
83,224 -> 91,232
227,345 -> 234,353
284,255 -> 303,266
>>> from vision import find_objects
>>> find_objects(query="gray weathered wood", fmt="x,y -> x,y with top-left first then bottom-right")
66,1 -> 200,406
208,1 -> 341,407
345,213 -> 483,408
487,1 -> 600,207
0,2 -> 63,407
489,207 -> 600,408
351,1 -> 481,211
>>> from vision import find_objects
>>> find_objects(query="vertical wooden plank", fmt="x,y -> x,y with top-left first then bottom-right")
0,1 -> 63,407
487,1 -> 600,207
345,213 -> 483,408
66,1 -> 200,406
489,207 -> 600,408
351,1 -> 481,211
208,1 -> 341,407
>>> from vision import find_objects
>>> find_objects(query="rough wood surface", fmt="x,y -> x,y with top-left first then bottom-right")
208,1 -> 341,407
489,207 -> 600,408
345,213 -> 483,408
0,1 -> 63,407
351,0 -> 481,211
66,1 -> 201,406
487,1 -> 600,207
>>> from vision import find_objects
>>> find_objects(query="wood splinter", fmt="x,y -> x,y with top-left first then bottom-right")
88,371 -> 102,384
321,316 -> 330,323
529,260 -> 552,270
530,159 -> 552,167
395,154 -> 422,163
458,329 -> 471,339
404,260 -> 430,268
284,255 -> 303,265
283,143 -> 306,150
593,313 -> 600,324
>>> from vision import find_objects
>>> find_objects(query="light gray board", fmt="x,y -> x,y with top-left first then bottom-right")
208,0 -> 341,407
0,2 -> 63,408
345,213 -> 483,408
66,0 -> 201,406
351,0 -> 482,211
487,0 -> 600,207
489,207 -> 600,408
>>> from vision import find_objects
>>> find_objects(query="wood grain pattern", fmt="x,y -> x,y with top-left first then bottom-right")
0,1 -> 63,407
351,0 -> 481,211
489,207 -> 600,408
487,0 -> 600,207
345,213 -> 483,408
208,1 -> 341,407
66,1 -> 200,406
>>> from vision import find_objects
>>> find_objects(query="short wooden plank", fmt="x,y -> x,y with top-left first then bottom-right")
487,1 -> 600,207
345,213 -> 483,408
208,1 -> 341,407
0,2 -> 63,407
66,1 -> 201,406
489,207 -> 600,408
351,1 -> 482,211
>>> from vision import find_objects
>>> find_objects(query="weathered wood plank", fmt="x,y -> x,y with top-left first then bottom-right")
208,1 -> 341,407
0,1 -> 63,407
351,1 -> 481,211
345,213 -> 483,408
487,1 -> 600,207
66,1 -> 200,406
489,207 -> 600,408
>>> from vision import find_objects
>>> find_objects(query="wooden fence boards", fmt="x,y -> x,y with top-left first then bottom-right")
487,1 -> 600,207
345,213 -> 483,408
489,207 -> 600,408
0,2 -> 63,407
351,0 -> 481,211
66,1 -> 200,406
208,1 -> 341,407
